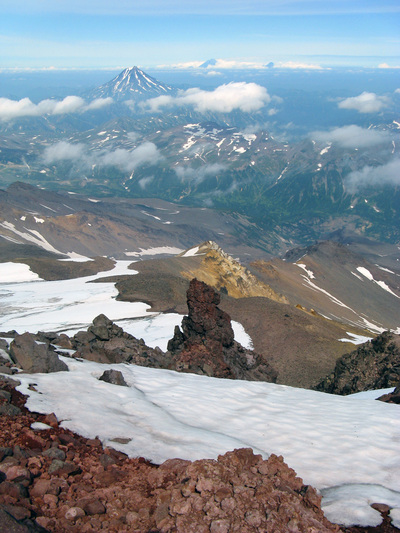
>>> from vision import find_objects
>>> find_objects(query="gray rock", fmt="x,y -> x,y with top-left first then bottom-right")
48,460 -> 65,474
43,448 -> 66,461
99,369 -> 127,387
0,390 -> 11,401
0,404 -> 21,417
72,314 -> 166,367
88,314 -> 123,341
9,334 -> 68,374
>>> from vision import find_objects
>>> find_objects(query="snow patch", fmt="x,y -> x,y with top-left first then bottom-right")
125,247 -> 184,257
339,333 -> 372,345
180,245 -> 203,257
14,360 -> 400,528
320,145 -> 331,155
356,267 -> 399,298
0,262 -> 42,283
297,263 -> 315,279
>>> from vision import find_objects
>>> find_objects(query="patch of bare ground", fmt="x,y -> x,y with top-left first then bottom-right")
14,256 -> 116,281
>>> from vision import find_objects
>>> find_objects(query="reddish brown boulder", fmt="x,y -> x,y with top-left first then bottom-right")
168,278 -> 278,382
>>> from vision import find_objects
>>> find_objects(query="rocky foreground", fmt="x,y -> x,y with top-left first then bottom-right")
1,378 -> 399,533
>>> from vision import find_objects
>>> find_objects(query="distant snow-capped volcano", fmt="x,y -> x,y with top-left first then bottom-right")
85,66 -> 174,101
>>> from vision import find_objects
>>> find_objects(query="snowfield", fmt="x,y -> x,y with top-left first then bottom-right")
14,359 -> 400,529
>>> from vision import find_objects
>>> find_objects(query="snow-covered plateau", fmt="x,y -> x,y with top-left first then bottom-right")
1,260 -> 400,528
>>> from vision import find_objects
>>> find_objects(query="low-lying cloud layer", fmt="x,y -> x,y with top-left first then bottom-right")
276,61 -> 324,70
338,92 -> 390,113
312,125 -> 391,148
346,158 -> 400,191
0,96 -> 113,121
143,82 -> 271,113
175,163 -> 227,184
162,59 -> 325,70
42,141 -> 162,172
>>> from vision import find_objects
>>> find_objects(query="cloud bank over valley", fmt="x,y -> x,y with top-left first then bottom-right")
312,125 -> 392,149
0,96 -> 113,121
345,157 -> 400,191
143,82 -> 272,113
42,141 -> 163,173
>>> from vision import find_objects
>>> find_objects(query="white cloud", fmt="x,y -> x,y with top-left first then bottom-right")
162,58 -> 272,70
41,141 -> 162,172
126,131 -> 140,142
345,158 -> 400,191
378,63 -> 400,69
143,95 -> 175,112
338,92 -> 390,113
175,163 -> 227,184
138,176 -> 154,189
85,97 -> 113,111
0,96 -> 113,121
209,59 -> 267,70
276,61 -> 325,70
144,82 -> 271,113
42,141 -> 86,164
162,61 -> 204,69
98,142 -> 162,172
51,96 -> 86,114
312,125 -> 391,149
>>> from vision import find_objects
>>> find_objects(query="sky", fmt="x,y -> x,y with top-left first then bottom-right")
0,0 -> 399,69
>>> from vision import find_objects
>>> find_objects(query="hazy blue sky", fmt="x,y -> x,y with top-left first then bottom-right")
1,0 -> 399,69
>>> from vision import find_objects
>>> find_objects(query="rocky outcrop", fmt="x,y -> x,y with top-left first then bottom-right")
167,279 -> 278,381
2,296 -> 276,383
72,314 -> 167,367
9,334 -> 68,374
182,241 -> 288,302
0,379 -> 343,532
314,331 -> 400,395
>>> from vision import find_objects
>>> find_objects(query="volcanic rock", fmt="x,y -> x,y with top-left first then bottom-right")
167,278 -> 278,381
314,331 -> 400,395
9,334 -> 68,374
98,369 -> 128,387
72,314 -> 167,367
